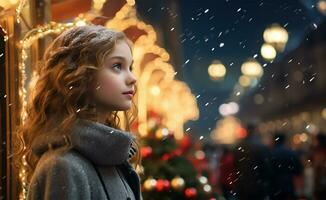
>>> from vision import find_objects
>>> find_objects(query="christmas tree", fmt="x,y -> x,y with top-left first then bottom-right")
135,111 -> 221,200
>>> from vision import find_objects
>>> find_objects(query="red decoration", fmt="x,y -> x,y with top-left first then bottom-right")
141,146 -> 153,158
161,148 -> 183,161
163,180 -> 170,190
168,130 -> 175,139
131,121 -> 139,132
162,153 -> 171,161
179,135 -> 191,150
156,179 -> 170,192
174,149 -> 182,156
148,110 -> 159,118
237,127 -> 247,138
147,110 -> 162,125
184,187 -> 197,199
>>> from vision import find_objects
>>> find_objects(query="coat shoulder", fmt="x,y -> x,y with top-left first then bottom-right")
35,148 -> 96,176
28,148 -> 104,200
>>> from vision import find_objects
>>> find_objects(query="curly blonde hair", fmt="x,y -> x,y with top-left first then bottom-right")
16,25 -> 141,183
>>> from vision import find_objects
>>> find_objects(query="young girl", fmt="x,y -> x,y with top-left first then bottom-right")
18,24 -> 142,200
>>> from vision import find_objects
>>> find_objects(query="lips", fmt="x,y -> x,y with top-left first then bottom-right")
122,91 -> 134,95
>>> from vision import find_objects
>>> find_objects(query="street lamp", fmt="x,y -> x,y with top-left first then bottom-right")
318,0 -> 326,15
241,58 -> 263,78
208,60 -> 226,81
260,43 -> 277,60
263,23 -> 289,52
238,75 -> 251,87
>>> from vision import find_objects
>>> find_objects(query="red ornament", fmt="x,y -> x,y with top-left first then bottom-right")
141,146 -> 153,158
156,179 -> 170,192
184,187 -> 197,199
148,110 -> 159,118
237,127 -> 247,138
168,131 -> 175,139
179,135 -> 191,150
163,179 -> 170,190
174,149 -> 182,156
162,153 -> 171,161
131,121 -> 139,132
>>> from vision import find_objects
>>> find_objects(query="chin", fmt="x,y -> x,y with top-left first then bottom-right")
117,104 -> 132,111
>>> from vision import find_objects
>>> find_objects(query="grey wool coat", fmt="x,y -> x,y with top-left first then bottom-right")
27,119 -> 143,200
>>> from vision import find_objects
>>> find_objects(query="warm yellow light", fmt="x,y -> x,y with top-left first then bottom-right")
208,60 -> 226,80
241,59 -> 263,77
263,23 -> 288,51
75,18 -> 87,27
210,116 -> 242,144
260,43 -> 277,60
300,133 -> 308,142
318,0 -> 326,15
150,85 -> 161,96
0,0 -> 18,9
126,0 -> 135,6
171,176 -> 185,190
143,178 -> 157,190
321,108 -> 326,120
239,75 -> 251,87
92,0 -> 106,11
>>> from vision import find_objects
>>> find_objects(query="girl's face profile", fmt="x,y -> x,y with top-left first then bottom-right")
93,40 -> 136,112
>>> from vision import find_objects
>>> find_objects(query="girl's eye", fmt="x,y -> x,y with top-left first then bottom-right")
113,63 -> 122,71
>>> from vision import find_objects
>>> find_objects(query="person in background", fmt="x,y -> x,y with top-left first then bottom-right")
312,132 -> 326,200
269,132 -> 303,200
232,124 -> 273,200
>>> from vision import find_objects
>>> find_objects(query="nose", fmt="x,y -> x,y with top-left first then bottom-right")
127,71 -> 137,86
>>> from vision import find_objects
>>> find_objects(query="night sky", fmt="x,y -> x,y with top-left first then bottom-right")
136,0 -> 326,138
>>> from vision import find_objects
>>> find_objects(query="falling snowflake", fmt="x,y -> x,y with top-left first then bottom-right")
313,23 -> 318,29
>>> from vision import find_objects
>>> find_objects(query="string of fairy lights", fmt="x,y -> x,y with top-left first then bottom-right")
18,18 -> 89,200
14,0 -> 105,198
0,25 -> 8,42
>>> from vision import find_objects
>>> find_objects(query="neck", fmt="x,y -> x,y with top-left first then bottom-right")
95,108 -> 112,124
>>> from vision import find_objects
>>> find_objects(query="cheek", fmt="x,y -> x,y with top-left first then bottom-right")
96,72 -> 120,96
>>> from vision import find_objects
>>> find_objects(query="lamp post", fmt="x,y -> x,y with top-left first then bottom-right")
318,0 -> 326,15
263,23 -> 288,52
241,58 -> 263,78
260,43 -> 277,60
208,60 -> 226,81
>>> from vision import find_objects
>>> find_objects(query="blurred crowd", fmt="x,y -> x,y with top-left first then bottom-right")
204,125 -> 326,200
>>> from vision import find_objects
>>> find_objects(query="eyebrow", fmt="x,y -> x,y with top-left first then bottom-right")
109,56 -> 134,66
